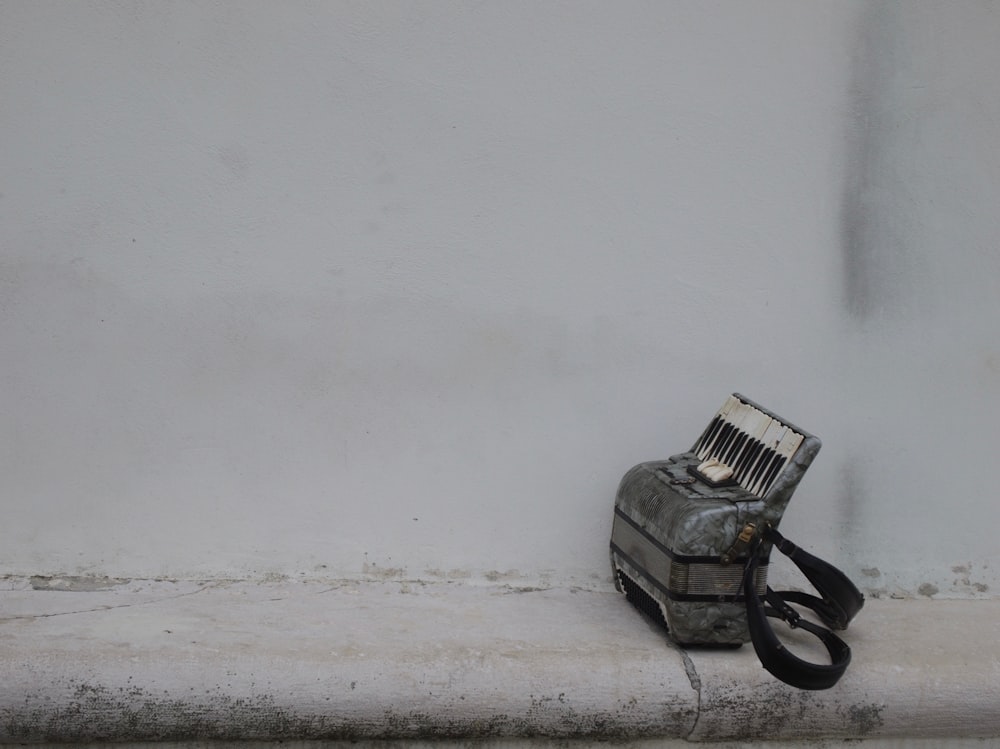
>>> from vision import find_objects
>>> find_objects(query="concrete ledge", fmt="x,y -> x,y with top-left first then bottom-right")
0,578 -> 997,744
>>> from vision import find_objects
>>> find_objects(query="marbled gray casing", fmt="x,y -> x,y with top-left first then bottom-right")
610,399 -> 821,646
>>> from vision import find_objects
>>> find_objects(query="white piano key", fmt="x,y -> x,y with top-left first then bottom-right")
692,395 -> 806,498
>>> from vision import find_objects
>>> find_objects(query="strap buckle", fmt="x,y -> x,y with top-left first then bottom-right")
766,588 -> 801,629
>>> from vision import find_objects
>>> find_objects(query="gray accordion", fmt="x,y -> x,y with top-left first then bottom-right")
610,393 -> 821,645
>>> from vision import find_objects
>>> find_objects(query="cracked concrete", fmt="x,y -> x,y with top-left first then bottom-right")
0,580 -> 220,623
1,580 -> 998,743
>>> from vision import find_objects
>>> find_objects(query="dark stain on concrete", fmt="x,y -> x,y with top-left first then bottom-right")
0,680 -> 695,742
696,682 -> 817,740
695,680 -> 885,740
842,701 -> 886,735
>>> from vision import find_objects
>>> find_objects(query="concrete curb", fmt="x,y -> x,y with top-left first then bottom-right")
0,579 -> 997,743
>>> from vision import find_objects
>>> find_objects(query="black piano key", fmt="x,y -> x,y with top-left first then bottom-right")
747,447 -> 777,494
715,423 -> 739,462
759,455 -> 788,496
696,416 -> 724,456
744,444 -> 769,480
717,429 -> 737,462
734,439 -> 764,480
707,422 -> 733,460
733,430 -> 763,471
707,416 -> 727,450
724,432 -> 748,467
693,418 -> 710,454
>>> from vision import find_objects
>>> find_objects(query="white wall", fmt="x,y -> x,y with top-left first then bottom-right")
2,2 -> 999,598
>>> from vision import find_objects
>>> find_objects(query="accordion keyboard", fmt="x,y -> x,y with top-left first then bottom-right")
692,394 -> 805,498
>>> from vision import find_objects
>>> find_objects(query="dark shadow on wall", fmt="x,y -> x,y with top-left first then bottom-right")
840,3 -> 920,322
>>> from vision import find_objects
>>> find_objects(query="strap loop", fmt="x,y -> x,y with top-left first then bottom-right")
765,587 -> 801,628
766,527 -> 864,630
742,527 -> 863,690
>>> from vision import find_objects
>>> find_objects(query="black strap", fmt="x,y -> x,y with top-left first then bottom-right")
743,527 -> 863,690
766,528 -> 864,629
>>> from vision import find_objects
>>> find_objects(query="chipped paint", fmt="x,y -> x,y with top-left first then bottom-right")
29,576 -> 131,592
360,563 -> 408,580
951,564 -> 991,596
483,570 -> 523,583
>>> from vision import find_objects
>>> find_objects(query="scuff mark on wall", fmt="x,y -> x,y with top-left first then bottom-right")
837,454 -> 866,539
951,563 -> 991,595
917,582 -> 939,598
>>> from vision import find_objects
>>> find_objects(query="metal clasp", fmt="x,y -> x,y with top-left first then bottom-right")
720,522 -> 757,565
770,594 -> 801,629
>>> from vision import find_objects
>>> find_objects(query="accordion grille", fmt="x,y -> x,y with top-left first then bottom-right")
617,570 -> 668,629
671,561 -> 767,598
623,466 -> 672,519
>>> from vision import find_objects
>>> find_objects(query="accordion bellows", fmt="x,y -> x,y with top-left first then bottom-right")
610,393 -> 821,646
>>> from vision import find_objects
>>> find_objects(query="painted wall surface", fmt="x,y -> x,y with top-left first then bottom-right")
2,2 -> 998,598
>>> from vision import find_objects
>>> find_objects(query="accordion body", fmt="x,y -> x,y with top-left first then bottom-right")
610,394 -> 821,646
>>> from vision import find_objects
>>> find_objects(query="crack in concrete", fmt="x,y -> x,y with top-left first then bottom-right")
0,582 -> 219,622
677,647 -> 703,739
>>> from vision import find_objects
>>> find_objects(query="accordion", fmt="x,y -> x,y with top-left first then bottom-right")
610,393 -> 822,646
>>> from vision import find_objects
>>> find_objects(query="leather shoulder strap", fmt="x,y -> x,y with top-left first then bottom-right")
742,528 -> 863,690
767,527 -> 865,629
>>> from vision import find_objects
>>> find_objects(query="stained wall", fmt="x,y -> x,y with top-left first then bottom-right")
2,2 -> 998,597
